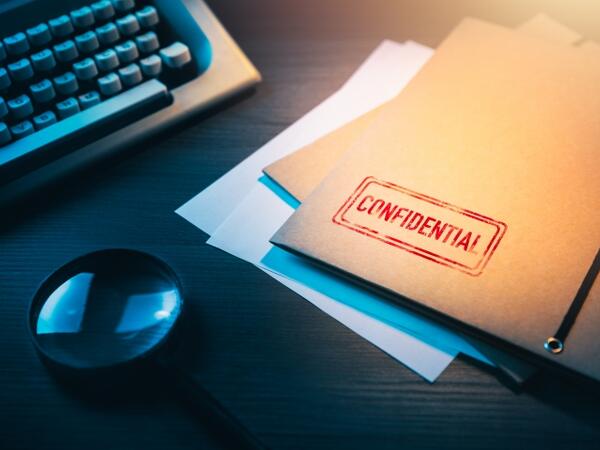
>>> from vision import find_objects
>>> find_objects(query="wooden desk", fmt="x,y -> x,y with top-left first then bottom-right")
2,1 -> 600,448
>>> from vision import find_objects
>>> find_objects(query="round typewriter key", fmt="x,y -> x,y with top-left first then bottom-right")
159,42 -> 192,69
116,14 -> 140,36
70,6 -> 95,29
115,40 -> 139,64
30,79 -> 56,103
140,54 -> 162,77
95,49 -> 119,71
8,94 -> 34,120
78,91 -> 101,110
54,40 -> 79,63
135,31 -> 159,54
118,63 -> 142,86
136,6 -> 159,28
75,31 -> 100,54
96,22 -> 120,45
11,120 -> 34,138
49,15 -> 74,38
73,58 -> 99,80
31,49 -> 57,72
91,1 -> 115,21
4,32 -> 30,56
33,111 -> 57,129
8,58 -> 34,82
56,97 -> 80,119
54,72 -> 79,96
27,24 -> 52,47
97,72 -> 122,96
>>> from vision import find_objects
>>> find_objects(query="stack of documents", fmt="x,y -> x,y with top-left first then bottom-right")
177,15 -> 597,383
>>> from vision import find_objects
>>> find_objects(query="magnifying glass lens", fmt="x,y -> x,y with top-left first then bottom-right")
29,249 -> 266,450
30,251 -> 183,370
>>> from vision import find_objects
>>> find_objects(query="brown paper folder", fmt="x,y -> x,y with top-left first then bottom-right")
263,15 -> 583,203
272,18 -> 600,382
265,16 -> 585,383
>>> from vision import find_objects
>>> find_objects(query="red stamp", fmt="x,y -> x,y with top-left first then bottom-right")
332,176 -> 507,276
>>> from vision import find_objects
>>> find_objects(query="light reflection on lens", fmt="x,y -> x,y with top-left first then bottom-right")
31,252 -> 183,369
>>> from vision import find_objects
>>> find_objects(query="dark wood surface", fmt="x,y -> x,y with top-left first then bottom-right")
2,1 -> 600,449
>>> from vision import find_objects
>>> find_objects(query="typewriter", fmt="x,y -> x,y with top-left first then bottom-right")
0,0 -> 260,204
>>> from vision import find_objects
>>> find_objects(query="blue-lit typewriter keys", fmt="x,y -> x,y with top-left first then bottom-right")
136,6 -> 159,28
78,91 -> 101,110
30,80 -> 56,103
11,120 -> 34,138
54,40 -> 79,63
53,72 -> 79,96
70,6 -> 95,29
91,1 -> 116,21
96,23 -> 120,45
116,14 -> 141,36
8,95 -> 33,120
136,32 -> 159,54
160,42 -> 192,69
31,49 -> 57,72
8,58 -> 34,81
73,58 -> 99,80
26,24 -> 52,47
75,31 -> 100,54
4,32 -> 30,56
98,72 -> 122,96
56,98 -> 81,119
115,40 -> 139,64
119,63 -> 142,87
48,15 -> 74,38
140,54 -> 162,77
0,0 -> 195,151
95,49 -> 119,71
33,111 -> 57,130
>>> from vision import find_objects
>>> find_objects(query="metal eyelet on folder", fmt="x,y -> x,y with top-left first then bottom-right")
544,337 -> 563,354
543,248 -> 600,356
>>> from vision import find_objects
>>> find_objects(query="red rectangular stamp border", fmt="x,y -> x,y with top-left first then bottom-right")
332,176 -> 507,276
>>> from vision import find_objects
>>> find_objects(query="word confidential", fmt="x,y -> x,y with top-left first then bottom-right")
355,195 -> 481,253
333,177 -> 507,276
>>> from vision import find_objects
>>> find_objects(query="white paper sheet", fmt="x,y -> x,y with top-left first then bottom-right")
178,40 -> 493,381
206,182 -> 459,381
207,179 -> 492,368
268,272 -> 456,382
175,40 -> 433,235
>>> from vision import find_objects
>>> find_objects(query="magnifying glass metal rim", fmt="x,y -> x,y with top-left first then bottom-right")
27,248 -> 186,373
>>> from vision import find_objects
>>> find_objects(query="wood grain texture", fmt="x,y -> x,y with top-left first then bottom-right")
2,1 -> 600,449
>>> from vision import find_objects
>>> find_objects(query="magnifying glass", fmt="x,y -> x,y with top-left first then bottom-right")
28,249 -> 266,450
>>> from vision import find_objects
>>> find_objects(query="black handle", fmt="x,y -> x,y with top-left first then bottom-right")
160,361 -> 269,450
545,247 -> 600,354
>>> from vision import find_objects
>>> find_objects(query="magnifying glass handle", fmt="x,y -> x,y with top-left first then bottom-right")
166,364 -> 269,450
